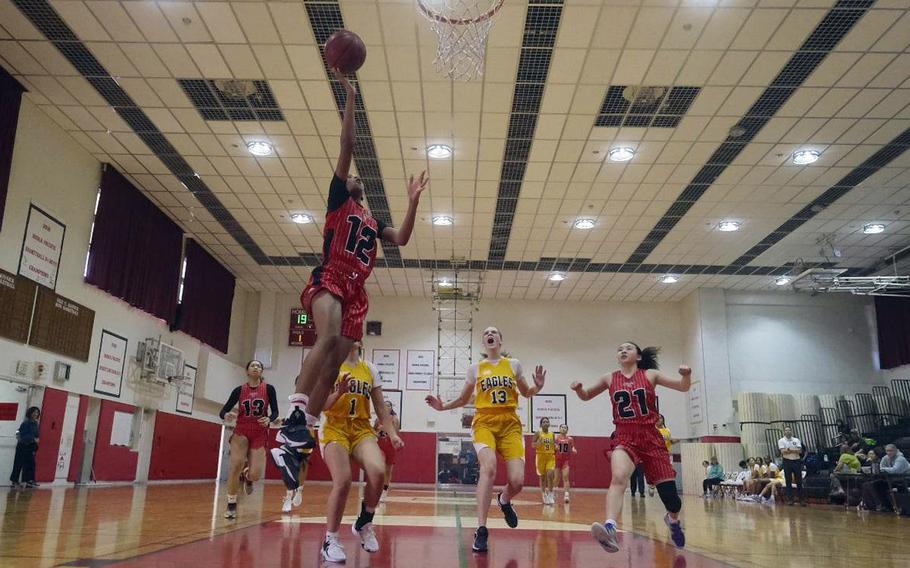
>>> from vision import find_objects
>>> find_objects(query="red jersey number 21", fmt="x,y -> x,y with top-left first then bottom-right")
345,215 -> 378,266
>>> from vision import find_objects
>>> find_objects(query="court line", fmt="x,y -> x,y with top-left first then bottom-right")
454,502 -> 468,568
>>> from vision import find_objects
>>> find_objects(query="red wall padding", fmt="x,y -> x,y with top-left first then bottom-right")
68,395 -> 89,482
149,412 -> 221,480
35,388 -> 68,482
92,400 -> 138,482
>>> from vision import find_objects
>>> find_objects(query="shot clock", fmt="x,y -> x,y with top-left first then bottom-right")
289,308 -> 317,347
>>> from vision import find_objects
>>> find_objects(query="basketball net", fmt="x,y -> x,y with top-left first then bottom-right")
418,0 -> 504,81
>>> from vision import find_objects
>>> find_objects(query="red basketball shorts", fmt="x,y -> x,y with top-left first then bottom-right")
556,455 -> 571,469
301,266 -> 370,341
612,425 -> 676,485
378,435 -> 397,466
232,423 -> 269,450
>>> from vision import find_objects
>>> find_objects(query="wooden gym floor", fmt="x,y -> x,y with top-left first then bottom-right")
0,483 -> 906,567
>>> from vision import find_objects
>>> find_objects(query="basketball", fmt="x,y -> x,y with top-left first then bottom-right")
324,29 -> 367,73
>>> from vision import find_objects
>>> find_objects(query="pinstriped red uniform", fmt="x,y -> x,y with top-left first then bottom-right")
555,434 -> 573,469
233,382 -> 269,449
301,175 -> 387,341
609,369 -> 676,484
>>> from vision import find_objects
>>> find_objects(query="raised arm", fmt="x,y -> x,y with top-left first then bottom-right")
570,374 -> 612,401
324,373 -> 352,411
515,360 -> 546,398
334,68 -> 356,180
426,366 -> 474,411
381,172 -> 428,246
649,365 -> 692,392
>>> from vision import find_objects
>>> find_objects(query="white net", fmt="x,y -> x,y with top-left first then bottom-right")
419,0 -> 504,81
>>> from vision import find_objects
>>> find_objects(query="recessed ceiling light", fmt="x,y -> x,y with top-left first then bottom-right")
660,275 -> 679,284
792,149 -> 820,165
608,147 -> 635,162
775,276 -> 791,286
717,220 -> 741,232
573,218 -> 596,230
548,272 -> 567,282
290,213 -> 313,224
432,215 -> 454,226
427,144 -> 453,159
247,141 -> 273,156
438,279 -> 454,288
863,223 -> 886,234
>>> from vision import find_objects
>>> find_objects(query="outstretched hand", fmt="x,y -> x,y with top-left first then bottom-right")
533,365 -> 546,389
333,67 -> 356,94
407,171 -> 429,203
425,394 -> 443,411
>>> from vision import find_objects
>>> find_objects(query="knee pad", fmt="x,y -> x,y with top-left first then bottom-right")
657,481 -> 682,513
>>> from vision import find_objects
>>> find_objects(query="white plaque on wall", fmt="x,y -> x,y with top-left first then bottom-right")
93,330 -> 128,398
176,364 -> 197,415
530,393 -> 567,433
372,349 -> 400,390
18,204 -> 65,289
406,350 -> 434,391
688,381 -> 704,425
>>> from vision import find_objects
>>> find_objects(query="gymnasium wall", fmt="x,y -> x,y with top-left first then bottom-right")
0,100 -> 253,423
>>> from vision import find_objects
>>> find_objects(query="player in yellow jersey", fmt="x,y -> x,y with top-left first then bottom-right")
318,341 -> 403,563
426,326 -> 546,553
533,417 -> 557,505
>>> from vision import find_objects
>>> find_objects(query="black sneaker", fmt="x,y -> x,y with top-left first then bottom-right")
275,408 -> 316,450
472,525 -> 488,553
224,502 -> 237,519
498,493 -> 518,528
270,446 -> 303,490
25,481 -> 39,488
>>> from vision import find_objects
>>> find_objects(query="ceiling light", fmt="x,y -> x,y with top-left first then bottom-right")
438,279 -> 454,288
247,141 -> 273,156
792,149 -> 820,165
717,220 -> 741,232
608,147 -> 635,162
573,218 -> 596,230
432,215 -> 454,226
775,276 -> 791,286
548,272 -> 566,282
427,144 -> 453,159
863,223 -> 886,235
660,275 -> 679,284
290,213 -> 313,224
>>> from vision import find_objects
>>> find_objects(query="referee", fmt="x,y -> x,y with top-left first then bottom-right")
778,426 -> 806,506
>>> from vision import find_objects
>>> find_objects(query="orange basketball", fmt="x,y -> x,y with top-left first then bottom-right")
324,29 -> 367,73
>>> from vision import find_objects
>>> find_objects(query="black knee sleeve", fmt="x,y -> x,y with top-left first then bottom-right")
657,481 -> 682,513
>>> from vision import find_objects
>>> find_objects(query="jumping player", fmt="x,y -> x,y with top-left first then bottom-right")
571,343 -> 691,553
282,435 -> 314,513
272,67 -> 428,481
373,400 -> 400,502
425,327 -> 546,553
318,342 -> 403,563
555,424 -> 577,503
533,417 -> 557,505
218,360 -> 278,519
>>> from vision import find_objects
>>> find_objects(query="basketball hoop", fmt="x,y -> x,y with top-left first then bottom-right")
418,0 -> 505,81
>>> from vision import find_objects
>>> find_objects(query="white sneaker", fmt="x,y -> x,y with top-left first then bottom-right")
282,496 -> 293,514
547,492 -> 555,505
352,522 -> 380,553
564,491 -> 570,503
322,534 -> 346,563
292,487 -> 303,507
648,486 -> 655,497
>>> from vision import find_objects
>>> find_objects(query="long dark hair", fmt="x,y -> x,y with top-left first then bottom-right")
628,342 -> 660,370
26,406 -> 40,420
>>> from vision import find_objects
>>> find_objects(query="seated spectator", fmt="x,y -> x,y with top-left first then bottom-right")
831,443 -> 861,496
745,457 -> 771,495
756,463 -> 786,504
861,444 -> 910,512
703,457 -> 724,498
854,449 -> 869,467
733,460 -> 750,494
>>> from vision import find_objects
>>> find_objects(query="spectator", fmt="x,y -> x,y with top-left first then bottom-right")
778,426 -> 806,506
862,444 -> 910,512
831,443 -> 861,496
629,464 -> 645,498
9,407 -> 40,489
703,457 -> 724,498
756,462 -> 786,504
745,457 -> 770,495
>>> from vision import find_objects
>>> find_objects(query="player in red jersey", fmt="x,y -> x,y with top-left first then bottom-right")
219,360 -> 279,519
271,68 -> 428,488
571,343 -> 691,553
374,400 -> 400,502
555,424 -> 577,503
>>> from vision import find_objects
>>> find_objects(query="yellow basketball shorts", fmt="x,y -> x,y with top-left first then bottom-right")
472,411 -> 525,461
536,453 -> 556,476
320,418 -> 376,454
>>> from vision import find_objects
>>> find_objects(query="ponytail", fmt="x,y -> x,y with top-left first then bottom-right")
628,342 -> 660,370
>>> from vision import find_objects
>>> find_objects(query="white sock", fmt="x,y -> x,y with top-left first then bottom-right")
288,393 -> 308,414
305,413 -> 318,427
605,518 -> 616,528
227,494 -> 237,504
326,531 -> 338,540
